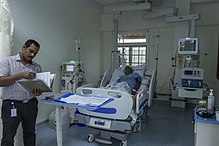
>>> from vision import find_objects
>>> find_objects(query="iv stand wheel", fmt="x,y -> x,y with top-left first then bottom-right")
87,134 -> 95,143
120,140 -> 127,146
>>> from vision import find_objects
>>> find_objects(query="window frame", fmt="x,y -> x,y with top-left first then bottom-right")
117,35 -> 147,66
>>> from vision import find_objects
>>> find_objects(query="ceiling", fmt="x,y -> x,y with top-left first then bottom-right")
89,0 -> 219,14
93,0 -> 140,6
92,0 -> 164,13
93,0 -> 219,7
93,0 -> 161,6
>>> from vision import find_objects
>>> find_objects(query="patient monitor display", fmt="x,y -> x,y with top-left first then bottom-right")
63,63 -> 75,73
178,38 -> 198,55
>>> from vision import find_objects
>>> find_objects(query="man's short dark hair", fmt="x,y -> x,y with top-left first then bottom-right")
125,66 -> 133,73
24,39 -> 40,48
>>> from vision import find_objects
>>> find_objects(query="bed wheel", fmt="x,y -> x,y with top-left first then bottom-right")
120,140 -> 127,146
87,134 -> 95,143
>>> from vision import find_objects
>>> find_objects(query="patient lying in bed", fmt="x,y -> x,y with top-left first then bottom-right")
117,66 -> 142,95
106,66 -> 142,108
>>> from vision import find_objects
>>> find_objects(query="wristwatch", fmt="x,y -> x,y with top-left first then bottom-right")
132,89 -> 137,92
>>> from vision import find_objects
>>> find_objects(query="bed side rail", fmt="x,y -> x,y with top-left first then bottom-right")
148,69 -> 156,107
76,87 -> 133,120
135,68 -> 156,113
136,88 -> 148,114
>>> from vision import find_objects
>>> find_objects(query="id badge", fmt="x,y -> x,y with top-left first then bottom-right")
11,108 -> 17,117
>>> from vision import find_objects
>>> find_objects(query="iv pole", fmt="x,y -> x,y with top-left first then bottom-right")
74,38 -> 85,90
112,12 -> 119,72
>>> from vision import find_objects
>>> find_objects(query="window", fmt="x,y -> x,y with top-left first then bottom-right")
118,33 -> 147,66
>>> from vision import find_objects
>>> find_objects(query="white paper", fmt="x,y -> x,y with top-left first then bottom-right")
50,74 -> 55,82
60,94 -> 110,106
36,72 -> 51,86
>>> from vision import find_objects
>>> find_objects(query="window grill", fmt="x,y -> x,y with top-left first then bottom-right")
118,34 -> 147,66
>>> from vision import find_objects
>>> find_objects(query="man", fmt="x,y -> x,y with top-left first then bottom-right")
117,66 -> 142,109
0,39 -> 42,146
117,66 -> 142,95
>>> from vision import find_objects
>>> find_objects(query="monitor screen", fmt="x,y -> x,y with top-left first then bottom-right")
64,63 -> 75,73
66,64 -> 74,72
178,38 -> 198,55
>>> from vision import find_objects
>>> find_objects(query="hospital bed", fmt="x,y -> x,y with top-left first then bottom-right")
74,65 -> 156,146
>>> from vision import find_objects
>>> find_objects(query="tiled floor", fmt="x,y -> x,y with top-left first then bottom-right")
36,100 -> 195,146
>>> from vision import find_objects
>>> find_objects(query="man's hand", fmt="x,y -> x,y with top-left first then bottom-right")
20,71 -> 36,79
32,88 -> 43,96
0,71 -> 37,87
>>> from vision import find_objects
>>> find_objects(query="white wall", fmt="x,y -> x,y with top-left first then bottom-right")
8,0 -> 102,124
101,3 -> 219,105
0,0 -> 102,145
198,26 -> 218,91
192,4 -> 219,106
216,80 -> 219,106
215,25 -> 219,107
9,0 -> 102,87
148,28 -> 174,94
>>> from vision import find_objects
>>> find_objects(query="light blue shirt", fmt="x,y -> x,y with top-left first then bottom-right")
117,72 -> 142,89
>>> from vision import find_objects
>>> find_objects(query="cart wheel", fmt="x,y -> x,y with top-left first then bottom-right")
120,140 -> 127,146
87,134 -> 95,143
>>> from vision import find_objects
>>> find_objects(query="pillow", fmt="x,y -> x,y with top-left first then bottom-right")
145,68 -> 153,77
142,76 -> 151,86
139,76 -> 151,90
132,64 -> 146,77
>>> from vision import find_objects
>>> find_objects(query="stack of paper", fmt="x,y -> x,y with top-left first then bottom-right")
16,72 -> 55,92
60,94 -> 111,106
36,72 -> 55,87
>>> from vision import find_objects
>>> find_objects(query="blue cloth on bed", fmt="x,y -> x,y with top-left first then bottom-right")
117,72 -> 142,89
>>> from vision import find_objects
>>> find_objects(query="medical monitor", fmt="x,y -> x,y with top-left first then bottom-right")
63,63 -> 75,73
178,38 -> 198,55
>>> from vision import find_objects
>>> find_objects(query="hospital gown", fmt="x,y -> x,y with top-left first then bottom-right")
117,72 -> 142,91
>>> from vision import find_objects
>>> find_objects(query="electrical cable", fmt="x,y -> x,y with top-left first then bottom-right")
157,65 -> 173,94
157,50 -> 178,94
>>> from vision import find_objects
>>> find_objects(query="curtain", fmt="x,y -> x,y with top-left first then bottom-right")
0,0 -> 14,144
0,0 -> 14,58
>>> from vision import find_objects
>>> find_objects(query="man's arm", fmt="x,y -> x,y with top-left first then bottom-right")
0,71 -> 36,87
134,81 -> 141,91
131,80 -> 141,95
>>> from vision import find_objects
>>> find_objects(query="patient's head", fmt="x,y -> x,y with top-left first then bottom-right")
124,66 -> 133,75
